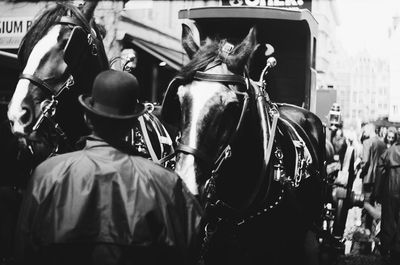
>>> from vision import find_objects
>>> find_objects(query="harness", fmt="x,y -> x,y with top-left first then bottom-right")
19,16 -> 98,156
161,46 -> 318,262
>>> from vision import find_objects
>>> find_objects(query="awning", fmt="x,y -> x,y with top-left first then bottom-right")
123,34 -> 188,71
0,50 -> 18,70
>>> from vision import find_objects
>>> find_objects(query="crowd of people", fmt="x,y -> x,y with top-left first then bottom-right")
329,117 -> 400,265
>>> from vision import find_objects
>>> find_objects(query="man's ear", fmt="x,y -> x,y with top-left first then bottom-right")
83,113 -> 94,130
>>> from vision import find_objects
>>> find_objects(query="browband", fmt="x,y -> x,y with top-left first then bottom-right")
59,16 -> 88,33
194,71 -> 247,87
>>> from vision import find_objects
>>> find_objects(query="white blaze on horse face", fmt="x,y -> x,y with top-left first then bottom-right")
175,154 -> 199,195
8,25 -> 62,135
177,82 -> 221,148
175,82 -> 238,195
175,83 -> 220,195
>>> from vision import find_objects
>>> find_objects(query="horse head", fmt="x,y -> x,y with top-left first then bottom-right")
7,2 -> 108,158
162,24 -> 279,212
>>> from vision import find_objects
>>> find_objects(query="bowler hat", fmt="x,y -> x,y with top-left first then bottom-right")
79,70 -> 146,119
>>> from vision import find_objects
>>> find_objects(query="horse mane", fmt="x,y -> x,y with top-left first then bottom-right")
179,33 -> 257,84
179,39 -> 219,84
18,2 -> 92,69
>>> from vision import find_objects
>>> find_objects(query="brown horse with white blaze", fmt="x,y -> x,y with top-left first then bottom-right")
161,24 -> 326,265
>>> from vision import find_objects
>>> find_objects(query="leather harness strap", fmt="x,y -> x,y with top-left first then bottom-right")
59,16 -> 89,33
19,74 -> 54,95
194,71 -> 247,87
175,143 -> 213,166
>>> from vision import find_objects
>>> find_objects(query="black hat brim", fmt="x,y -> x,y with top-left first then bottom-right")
78,95 -> 146,120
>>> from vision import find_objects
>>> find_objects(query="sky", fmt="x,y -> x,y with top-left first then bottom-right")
335,0 -> 400,57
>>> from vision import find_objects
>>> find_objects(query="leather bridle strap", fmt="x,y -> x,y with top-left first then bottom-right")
20,73 -> 74,98
175,143 -> 214,167
194,71 -> 247,87
19,74 -> 54,95
59,16 -> 83,28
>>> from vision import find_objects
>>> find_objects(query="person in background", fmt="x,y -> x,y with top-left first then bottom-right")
332,128 -> 348,167
384,127 -> 398,149
379,127 -> 388,142
14,70 -> 202,265
375,138 -> 400,265
359,123 -> 387,235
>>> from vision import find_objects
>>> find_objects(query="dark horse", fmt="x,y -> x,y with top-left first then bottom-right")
161,25 -> 326,265
0,2 -> 108,260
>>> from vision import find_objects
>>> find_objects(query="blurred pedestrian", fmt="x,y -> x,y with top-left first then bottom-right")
14,70 -> 202,265
379,126 -> 388,141
375,140 -> 400,265
359,123 -> 387,234
332,128 -> 348,167
384,127 -> 398,149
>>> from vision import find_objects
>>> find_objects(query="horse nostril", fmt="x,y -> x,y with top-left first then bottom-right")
20,107 -> 32,125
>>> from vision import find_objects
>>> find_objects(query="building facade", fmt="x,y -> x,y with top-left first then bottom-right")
335,51 -> 390,128
310,0 -> 340,124
389,14 -> 400,122
311,0 -> 339,92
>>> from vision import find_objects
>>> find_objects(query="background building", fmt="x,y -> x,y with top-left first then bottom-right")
389,14 -> 400,122
312,0 -> 339,91
336,51 -> 390,128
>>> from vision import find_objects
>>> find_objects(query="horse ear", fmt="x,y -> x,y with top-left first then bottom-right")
81,1 -> 98,21
181,23 -> 200,59
225,26 -> 258,74
242,26 -> 258,51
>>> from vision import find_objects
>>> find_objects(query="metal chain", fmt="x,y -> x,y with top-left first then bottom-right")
236,187 -> 285,226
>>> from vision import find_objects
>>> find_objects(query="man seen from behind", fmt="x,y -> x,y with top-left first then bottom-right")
14,70 -> 202,265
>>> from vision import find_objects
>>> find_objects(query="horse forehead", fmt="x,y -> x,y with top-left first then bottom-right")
24,25 -> 63,75
177,81 -> 238,147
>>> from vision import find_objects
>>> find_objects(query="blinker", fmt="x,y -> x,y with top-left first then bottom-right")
64,26 -> 90,71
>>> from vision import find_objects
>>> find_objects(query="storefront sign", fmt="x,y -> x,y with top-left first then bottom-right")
0,17 -> 33,49
221,0 -> 312,11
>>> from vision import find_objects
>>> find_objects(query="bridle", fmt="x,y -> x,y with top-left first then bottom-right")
172,42 -> 250,169
174,69 -> 250,170
173,55 -> 279,193
18,15 -> 98,156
